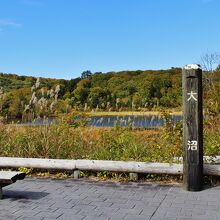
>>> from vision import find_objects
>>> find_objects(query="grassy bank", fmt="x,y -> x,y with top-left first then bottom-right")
86,111 -> 182,116
0,123 -> 180,162
0,114 -> 219,162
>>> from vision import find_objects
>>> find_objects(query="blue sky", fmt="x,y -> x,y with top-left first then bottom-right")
0,0 -> 219,79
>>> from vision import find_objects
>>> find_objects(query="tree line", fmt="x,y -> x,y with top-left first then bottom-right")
0,66 -> 220,121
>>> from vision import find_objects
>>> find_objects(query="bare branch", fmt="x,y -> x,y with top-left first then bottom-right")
200,52 -> 220,89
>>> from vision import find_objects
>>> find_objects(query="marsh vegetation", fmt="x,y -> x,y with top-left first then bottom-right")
0,67 -> 219,163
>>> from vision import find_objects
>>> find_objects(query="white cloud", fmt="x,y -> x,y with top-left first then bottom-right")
0,19 -> 22,31
0,19 -> 21,27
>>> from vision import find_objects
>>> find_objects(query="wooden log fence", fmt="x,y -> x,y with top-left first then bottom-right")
0,157 -> 220,176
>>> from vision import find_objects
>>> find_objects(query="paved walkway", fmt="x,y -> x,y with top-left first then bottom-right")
0,178 -> 220,220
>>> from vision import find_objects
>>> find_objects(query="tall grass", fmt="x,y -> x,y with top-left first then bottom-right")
0,113 -> 219,163
0,122 -> 182,162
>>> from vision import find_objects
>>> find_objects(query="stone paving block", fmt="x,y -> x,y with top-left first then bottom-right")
146,201 -> 161,207
111,201 -> 136,209
0,207 -> 21,214
91,201 -> 113,207
150,217 -> 163,220
116,207 -> 143,215
72,204 -> 97,211
139,207 -> 158,216
166,210 -> 181,217
83,216 -> 109,220
77,208 -> 103,216
68,199 -> 92,206
170,202 -> 185,208
178,209 -> 193,217
0,214 -> 22,220
34,211 -> 64,219
49,201 -> 74,209
105,198 -> 128,204
195,204 -> 219,211
124,214 -> 151,220
189,208 -> 206,215
18,217 -> 44,220
191,215 -> 218,220
57,207 -> 81,215
56,213 -> 85,220
13,209 -> 41,217
96,206 -> 119,216
32,206 -> 59,213
186,200 -> 208,206
108,213 -> 128,220
160,200 -> 173,208
176,217 -> 190,220
130,200 -> 149,208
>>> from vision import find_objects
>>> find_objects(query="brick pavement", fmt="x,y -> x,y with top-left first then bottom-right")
0,177 -> 220,220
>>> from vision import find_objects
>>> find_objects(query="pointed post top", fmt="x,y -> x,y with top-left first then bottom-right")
183,64 -> 201,70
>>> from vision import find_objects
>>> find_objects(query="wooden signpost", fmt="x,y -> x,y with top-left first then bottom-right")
182,64 -> 203,191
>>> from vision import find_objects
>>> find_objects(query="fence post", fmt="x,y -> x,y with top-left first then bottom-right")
182,64 -> 203,191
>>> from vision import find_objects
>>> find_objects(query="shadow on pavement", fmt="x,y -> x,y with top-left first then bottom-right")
3,189 -> 49,201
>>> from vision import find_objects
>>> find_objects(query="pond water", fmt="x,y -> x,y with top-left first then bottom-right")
15,117 -> 56,125
87,115 -> 182,128
16,115 -> 182,128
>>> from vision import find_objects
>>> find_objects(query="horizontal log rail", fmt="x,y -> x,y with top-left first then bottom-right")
174,156 -> 220,163
0,157 -> 220,176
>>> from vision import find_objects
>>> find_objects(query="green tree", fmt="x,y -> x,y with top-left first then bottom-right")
88,87 -> 111,108
6,88 -> 30,119
72,79 -> 91,105
81,70 -> 92,79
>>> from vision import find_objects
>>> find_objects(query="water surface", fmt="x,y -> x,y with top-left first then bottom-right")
16,115 -> 182,128
88,115 -> 182,128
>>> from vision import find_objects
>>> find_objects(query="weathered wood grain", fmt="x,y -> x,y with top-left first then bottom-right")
0,157 -> 76,170
182,65 -> 203,191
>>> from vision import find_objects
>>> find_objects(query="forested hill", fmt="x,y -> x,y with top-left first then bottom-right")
74,68 -> 182,110
0,68 -> 190,119
0,72 -> 80,92
0,68 -> 181,92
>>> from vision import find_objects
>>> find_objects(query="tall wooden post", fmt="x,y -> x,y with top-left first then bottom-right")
182,64 -> 203,191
